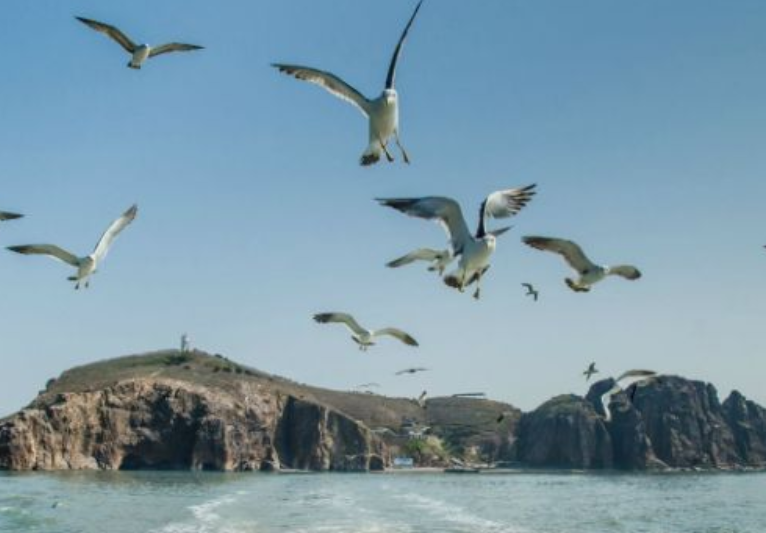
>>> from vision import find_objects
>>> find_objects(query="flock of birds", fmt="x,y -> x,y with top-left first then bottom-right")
1,2 -> 659,425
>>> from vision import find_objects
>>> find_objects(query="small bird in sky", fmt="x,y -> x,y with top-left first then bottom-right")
521,283 -> 539,301
7,204 -> 138,290
600,370 -> 658,422
522,236 -> 641,292
313,312 -> 418,351
386,248 -> 454,276
76,17 -> 203,69
378,184 -> 536,299
356,382 -> 380,389
395,367 -> 429,376
583,362 -> 599,381
273,1 -> 423,166
0,211 -> 23,223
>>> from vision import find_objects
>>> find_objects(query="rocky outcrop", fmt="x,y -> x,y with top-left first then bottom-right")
513,394 -> 612,468
0,378 -> 386,472
723,390 -> 766,466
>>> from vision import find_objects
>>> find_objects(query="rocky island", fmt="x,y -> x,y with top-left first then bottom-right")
1,350 -> 764,472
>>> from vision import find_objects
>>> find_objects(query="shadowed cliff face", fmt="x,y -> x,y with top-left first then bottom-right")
723,391 -> 766,465
0,379 -> 384,472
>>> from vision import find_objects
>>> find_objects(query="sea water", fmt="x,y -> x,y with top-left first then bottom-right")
1,471 -> 764,533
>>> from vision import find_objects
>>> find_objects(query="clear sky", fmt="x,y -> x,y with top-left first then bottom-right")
2,0 -> 765,417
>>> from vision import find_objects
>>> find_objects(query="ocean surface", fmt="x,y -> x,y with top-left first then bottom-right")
1,470 -> 764,533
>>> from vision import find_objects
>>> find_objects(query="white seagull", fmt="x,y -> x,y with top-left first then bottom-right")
416,390 -> 428,408
273,1 -> 423,166
522,236 -> 641,292
76,17 -> 203,69
7,204 -> 138,289
386,247 -> 454,275
313,312 -> 419,351
600,369 -> 658,422
378,184 -> 537,299
0,211 -> 23,223
396,367 -> 429,376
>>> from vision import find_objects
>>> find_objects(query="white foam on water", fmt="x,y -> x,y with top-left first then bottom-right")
154,494 -> 258,533
396,492 -> 533,533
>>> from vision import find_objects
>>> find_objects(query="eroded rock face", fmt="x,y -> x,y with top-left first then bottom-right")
723,390 -> 766,466
0,379 -> 386,472
513,395 -> 613,468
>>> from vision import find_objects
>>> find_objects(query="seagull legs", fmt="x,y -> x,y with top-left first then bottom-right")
394,131 -> 410,164
473,271 -> 485,300
378,138 -> 395,163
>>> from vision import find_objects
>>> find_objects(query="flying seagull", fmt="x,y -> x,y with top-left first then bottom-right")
386,248 -> 454,275
273,1 -> 423,166
600,370 -> 658,422
378,184 -> 536,299
313,312 -> 418,351
0,211 -> 23,222
395,367 -> 429,376
356,382 -> 381,389
451,392 -> 486,398
76,17 -> 203,69
583,362 -> 599,381
521,283 -> 539,301
7,204 -> 138,289
522,236 -> 641,292
416,390 -> 428,408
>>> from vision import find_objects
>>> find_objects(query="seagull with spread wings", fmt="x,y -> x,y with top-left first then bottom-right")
395,367 -> 429,376
583,362 -> 599,381
386,247 -> 453,275
521,283 -> 539,301
7,205 -> 138,289
600,370 -> 658,422
273,1 -> 423,166
76,17 -> 203,69
313,312 -> 418,351
378,184 -> 536,299
522,236 -> 641,292
0,211 -> 23,223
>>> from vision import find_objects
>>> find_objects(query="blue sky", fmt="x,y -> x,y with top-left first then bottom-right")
1,0 -> 765,416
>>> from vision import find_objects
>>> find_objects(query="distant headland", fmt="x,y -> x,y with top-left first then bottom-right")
1,350 -> 764,472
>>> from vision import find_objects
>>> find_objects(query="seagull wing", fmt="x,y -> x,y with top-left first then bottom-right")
7,244 -> 80,267
92,205 -> 138,263
376,197 -> 472,255
0,211 -> 23,221
149,43 -> 204,58
272,64 -> 371,117
385,0 -> 424,89
600,384 -> 621,422
609,265 -> 642,280
615,369 -> 657,389
521,283 -> 534,293
313,312 -> 367,336
75,17 -> 137,53
374,328 -> 419,347
483,184 -> 537,220
386,248 -> 445,268
522,236 -> 596,275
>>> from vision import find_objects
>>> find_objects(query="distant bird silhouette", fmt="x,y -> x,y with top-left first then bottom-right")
313,312 -> 418,351
521,283 -> 539,301
583,362 -> 599,381
600,370 -> 658,422
356,382 -> 380,389
523,236 -> 641,292
273,1 -> 424,166
76,17 -> 203,69
417,390 -> 428,408
7,204 -> 138,289
395,367 -> 429,376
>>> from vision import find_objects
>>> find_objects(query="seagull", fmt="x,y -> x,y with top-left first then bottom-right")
416,390 -> 428,408
451,392 -> 486,398
273,1 -> 423,166
521,283 -> 539,301
0,211 -> 23,222
378,184 -> 537,299
395,367 -> 429,376
356,382 -> 381,389
386,248 -> 454,275
76,17 -> 203,69
583,362 -> 599,381
313,312 -> 418,351
600,370 -> 658,422
7,204 -> 138,289
522,236 -> 641,292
